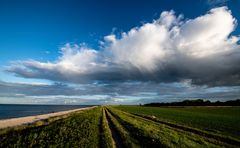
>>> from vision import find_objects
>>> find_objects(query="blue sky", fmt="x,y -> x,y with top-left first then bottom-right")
0,0 -> 240,104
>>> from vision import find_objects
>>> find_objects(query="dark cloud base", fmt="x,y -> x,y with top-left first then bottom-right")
0,80 -> 239,104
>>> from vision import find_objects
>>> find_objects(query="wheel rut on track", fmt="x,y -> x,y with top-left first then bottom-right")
104,109 -> 124,148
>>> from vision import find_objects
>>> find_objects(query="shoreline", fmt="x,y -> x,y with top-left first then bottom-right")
0,106 -> 96,129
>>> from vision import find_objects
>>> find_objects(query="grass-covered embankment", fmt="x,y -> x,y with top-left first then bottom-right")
0,106 -> 102,147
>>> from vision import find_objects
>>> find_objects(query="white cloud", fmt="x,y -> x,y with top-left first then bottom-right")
106,7 -> 238,69
8,7 -> 240,86
178,7 -> 237,57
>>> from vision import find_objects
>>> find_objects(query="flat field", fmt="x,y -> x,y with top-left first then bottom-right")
0,106 -> 239,147
114,105 -> 240,139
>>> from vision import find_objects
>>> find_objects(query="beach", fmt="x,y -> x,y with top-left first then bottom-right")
0,106 -> 96,129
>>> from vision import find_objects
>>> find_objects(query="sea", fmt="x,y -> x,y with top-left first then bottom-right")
0,104 -> 93,120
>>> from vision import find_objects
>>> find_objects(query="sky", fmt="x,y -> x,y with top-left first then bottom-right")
0,0 -> 240,104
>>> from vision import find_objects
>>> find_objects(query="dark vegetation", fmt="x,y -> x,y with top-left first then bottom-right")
144,99 -> 240,106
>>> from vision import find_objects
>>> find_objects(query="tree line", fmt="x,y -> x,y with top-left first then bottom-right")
144,99 -> 240,107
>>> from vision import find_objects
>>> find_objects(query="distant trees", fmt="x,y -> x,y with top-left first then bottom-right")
144,99 -> 240,107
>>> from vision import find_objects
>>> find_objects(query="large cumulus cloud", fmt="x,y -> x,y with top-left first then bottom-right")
7,7 -> 240,86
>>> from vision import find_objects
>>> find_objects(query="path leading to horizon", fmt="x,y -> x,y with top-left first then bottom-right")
0,106 -> 239,147
104,109 -> 123,148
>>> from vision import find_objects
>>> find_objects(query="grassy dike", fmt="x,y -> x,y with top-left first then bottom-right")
0,106 -> 239,147
0,107 -> 102,147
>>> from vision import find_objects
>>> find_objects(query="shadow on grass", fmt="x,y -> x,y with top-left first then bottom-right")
107,108 -> 166,148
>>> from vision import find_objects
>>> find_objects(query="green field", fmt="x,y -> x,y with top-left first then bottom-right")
114,105 -> 240,139
0,106 -> 239,147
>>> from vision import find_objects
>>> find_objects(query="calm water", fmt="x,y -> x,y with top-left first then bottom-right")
0,104 -> 93,120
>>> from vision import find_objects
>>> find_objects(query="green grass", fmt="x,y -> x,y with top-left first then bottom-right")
105,108 -> 140,148
0,107 -> 102,147
113,105 -> 240,140
0,106 -> 239,147
107,106 -> 235,147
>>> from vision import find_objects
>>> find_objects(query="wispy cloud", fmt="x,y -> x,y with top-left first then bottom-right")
207,0 -> 229,7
